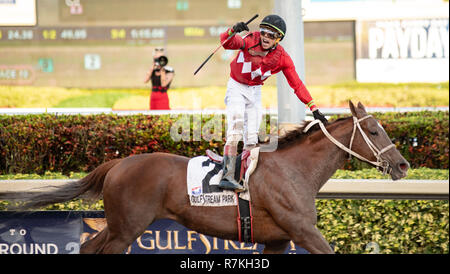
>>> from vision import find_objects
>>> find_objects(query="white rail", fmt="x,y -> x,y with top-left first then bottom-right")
0,179 -> 448,200
0,107 -> 447,116
318,179 -> 449,200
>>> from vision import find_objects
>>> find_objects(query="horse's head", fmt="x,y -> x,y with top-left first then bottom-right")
348,101 -> 410,180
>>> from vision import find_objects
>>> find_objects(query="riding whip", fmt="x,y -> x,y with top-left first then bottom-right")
193,14 -> 259,75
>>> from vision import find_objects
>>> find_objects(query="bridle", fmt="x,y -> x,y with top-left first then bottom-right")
304,115 -> 396,175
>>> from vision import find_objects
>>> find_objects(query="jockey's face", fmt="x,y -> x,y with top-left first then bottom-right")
260,27 -> 280,50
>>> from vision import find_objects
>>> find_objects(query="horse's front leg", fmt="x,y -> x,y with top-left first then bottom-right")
262,193 -> 334,254
264,202 -> 334,254
293,224 -> 334,254
262,241 -> 290,254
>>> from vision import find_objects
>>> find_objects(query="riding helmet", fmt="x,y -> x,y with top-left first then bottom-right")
260,14 -> 286,40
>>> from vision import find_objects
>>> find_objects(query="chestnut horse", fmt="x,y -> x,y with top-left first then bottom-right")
2,101 -> 409,254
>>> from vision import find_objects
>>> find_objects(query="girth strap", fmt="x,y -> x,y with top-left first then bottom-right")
236,195 -> 253,243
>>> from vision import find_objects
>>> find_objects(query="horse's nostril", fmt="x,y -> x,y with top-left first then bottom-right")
398,162 -> 409,171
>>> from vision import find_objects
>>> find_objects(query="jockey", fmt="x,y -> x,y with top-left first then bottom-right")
219,14 -> 328,192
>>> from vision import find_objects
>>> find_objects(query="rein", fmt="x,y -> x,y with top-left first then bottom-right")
303,115 -> 396,175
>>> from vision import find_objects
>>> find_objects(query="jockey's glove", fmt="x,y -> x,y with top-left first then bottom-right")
313,109 -> 328,124
232,22 -> 249,33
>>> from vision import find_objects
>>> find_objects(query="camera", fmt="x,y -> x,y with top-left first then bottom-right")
154,55 -> 168,67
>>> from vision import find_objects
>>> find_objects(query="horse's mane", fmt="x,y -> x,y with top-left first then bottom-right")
276,117 -> 351,149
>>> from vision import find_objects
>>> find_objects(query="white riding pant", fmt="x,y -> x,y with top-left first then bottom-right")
224,78 -> 262,147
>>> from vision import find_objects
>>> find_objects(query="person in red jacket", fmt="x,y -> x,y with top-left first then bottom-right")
144,47 -> 174,110
219,14 -> 328,192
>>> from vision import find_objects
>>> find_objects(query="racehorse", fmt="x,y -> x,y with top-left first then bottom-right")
1,101 -> 409,254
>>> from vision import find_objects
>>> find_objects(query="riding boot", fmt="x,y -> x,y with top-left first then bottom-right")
219,146 -> 245,192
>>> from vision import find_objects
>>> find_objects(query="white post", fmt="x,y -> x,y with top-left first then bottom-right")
275,0 -> 306,126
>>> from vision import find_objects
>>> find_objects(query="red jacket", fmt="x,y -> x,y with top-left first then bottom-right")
220,29 -> 316,110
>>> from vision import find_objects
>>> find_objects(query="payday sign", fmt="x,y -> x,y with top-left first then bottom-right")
355,18 -> 449,83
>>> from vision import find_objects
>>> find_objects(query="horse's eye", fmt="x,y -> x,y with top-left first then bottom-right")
370,130 -> 378,136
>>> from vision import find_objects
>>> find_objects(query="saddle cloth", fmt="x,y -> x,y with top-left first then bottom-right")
186,147 -> 260,206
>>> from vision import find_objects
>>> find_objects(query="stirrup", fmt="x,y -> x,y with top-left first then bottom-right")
219,179 -> 246,192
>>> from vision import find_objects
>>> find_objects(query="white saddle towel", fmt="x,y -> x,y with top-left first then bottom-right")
186,147 -> 260,207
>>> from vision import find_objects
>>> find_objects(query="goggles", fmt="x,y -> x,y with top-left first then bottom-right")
260,28 -> 280,40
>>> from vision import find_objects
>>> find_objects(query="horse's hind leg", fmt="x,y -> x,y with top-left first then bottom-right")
98,195 -> 158,253
80,229 -> 108,254
97,158 -> 167,253
80,222 -> 149,254
96,213 -> 156,254
100,231 -> 133,254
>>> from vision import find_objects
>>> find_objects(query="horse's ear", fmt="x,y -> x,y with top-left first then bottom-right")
349,100 -> 357,117
357,102 -> 367,114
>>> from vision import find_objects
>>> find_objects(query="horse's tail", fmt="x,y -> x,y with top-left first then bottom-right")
1,159 -> 122,210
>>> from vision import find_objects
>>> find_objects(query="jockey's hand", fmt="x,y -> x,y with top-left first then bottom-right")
232,22 -> 249,33
313,109 -> 328,124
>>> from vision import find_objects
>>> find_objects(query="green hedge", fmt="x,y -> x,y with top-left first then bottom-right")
317,199 -> 448,254
0,111 -> 448,174
0,114 -> 221,174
